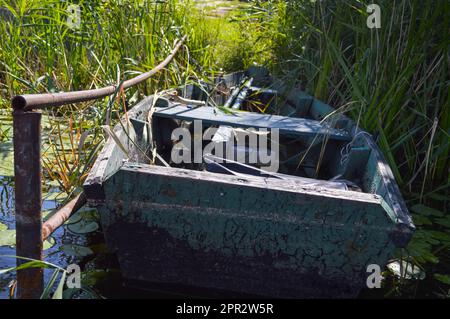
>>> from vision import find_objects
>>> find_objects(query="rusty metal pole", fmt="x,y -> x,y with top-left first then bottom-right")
13,109 -> 43,299
42,192 -> 86,241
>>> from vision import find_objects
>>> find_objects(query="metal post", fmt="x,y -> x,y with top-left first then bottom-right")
9,35 -> 187,299
13,109 -> 43,299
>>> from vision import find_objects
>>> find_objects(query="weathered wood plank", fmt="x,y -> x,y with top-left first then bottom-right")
97,162 -> 397,297
153,104 -> 352,141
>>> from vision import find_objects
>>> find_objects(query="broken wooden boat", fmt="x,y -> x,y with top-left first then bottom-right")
83,67 -> 415,298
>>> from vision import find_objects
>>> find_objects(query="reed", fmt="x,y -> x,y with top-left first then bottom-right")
239,0 -> 449,296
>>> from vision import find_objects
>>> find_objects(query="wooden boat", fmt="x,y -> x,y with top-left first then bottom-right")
83,67 -> 415,298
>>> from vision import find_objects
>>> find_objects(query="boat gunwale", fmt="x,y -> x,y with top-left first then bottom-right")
120,161 -> 384,205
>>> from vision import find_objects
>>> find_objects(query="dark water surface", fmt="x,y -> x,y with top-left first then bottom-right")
0,176 -> 126,299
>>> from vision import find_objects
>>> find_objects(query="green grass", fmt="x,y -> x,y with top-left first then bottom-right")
0,0 -> 244,190
235,0 -> 449,297
0,0 -> 211,99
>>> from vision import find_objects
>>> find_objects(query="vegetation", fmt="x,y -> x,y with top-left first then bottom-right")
0,0 -> 448,298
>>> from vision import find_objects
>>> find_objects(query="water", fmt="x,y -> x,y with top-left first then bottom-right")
0,176 -> 231,299
0,176 -> 106,298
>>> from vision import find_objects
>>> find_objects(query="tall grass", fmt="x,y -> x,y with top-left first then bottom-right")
0,0 -> 221,99
240,0 -> 449,296
0,0 -> 235,191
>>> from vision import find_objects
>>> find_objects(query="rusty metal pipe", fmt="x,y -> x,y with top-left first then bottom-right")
12,36 -> 187,111
13,109 -> 43,299
42,193 -> 87,241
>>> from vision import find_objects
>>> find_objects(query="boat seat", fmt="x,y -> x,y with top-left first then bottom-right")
153,104 -> 351,141
203,154 -> 348,190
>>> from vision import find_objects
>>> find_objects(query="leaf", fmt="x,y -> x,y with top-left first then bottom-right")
0,229 -> 54,249
434,274 -> 450,285
43,191 -> 67,202
61,244 -> 94,257
81,269 -> 116,287
68,221 -> 99,234
44,237 -> 56,250
429,231 -> 450,243
0,260 -> 52,275
40,269 -> 60,299
0,222 -> 7,231
412,214 -> 432,226
435,217 -> 450,228
42,209 -> 55,221
0,141 -> 14,176
64,212 -> 83,225
0,230 -> 16,247
52,271 -> 67,299
410,204 -> 444,217
62,288 -> 80,299
66,208 -> 99,225
78,208 -> 100,221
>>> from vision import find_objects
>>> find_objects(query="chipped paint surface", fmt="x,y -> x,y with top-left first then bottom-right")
95,163 -> 400,297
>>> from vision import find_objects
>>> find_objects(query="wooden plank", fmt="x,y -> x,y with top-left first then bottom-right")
153,105 -> 351,141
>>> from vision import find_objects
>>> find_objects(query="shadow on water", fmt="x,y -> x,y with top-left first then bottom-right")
0,175 -> 126,299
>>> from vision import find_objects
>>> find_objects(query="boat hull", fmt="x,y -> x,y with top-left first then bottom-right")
83,68 -> 414,297
93,163 -> 400,298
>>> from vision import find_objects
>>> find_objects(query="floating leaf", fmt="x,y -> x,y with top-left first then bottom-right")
43,237 -> 56,250
0,222 -> 7,231
0,141 -> 14,176
0,229 -> 54,249
42,209 -> 55,221
64,212 -> 83,225
387,260 -> 426,280
68,221 -> 99,234
61,244 -> 94,257
0,229 -> 15,246
81,269 -> 117,287
78,208 -> 100,221
43,191 -> 67,202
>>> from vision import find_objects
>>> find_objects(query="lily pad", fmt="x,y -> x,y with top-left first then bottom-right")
81,269 -> 118,287
0,229 -> 15,246
61,244 -> 94,257
43,191 -> 68,202
78,207 -> 100,221
0,228 -> 54,249
43,237 -> 55,250
64,211 -> 83,225
65,208 -> 99,226
68,220 -> 99,234
0,141 -> 14,177
387,260 -> 425,280
42,209 -> 55,221
0,222 -> 7,231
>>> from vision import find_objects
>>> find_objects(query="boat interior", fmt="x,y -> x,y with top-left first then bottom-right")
127,67 -> 378,194
87,67 -> 413,237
